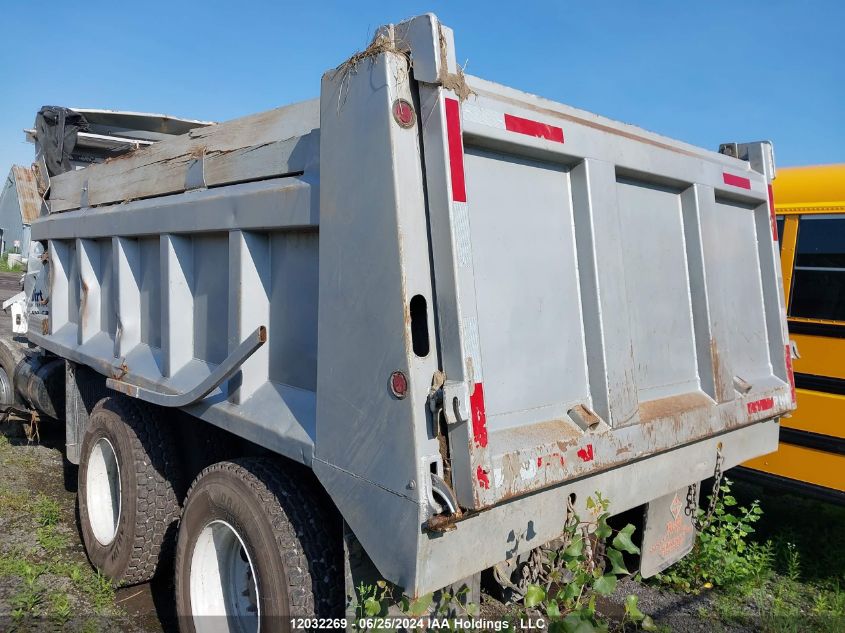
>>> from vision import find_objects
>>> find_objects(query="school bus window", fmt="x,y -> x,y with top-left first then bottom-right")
790,216 -> 845,321
776,217 -> 784,250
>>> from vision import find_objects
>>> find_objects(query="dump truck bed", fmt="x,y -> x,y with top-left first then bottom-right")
28,14 -> 793,595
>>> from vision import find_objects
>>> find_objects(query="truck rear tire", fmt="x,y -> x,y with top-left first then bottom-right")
174,458 -> 343,631
0,339 -> 23,405
0,364 -> 13,406
78,396 -> 182,585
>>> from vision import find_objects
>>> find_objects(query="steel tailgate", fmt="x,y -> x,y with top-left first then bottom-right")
428,76 -> 794,510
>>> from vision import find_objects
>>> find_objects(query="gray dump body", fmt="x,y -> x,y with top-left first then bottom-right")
27,14 -> 793,596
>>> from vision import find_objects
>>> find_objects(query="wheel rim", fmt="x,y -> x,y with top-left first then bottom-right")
0,367 -> 12,405
86,437 -> 122,545
190,520 -> 260,633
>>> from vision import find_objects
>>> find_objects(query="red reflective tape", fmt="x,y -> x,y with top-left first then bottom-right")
577,444 -> 594,462
746,397 -> 775,415
470,382 -> 488,448
504,113 -> 564,143
476,465 -> 490,489
444,98 -> 467,202
723,172 -> 752,190
785,344 -> 796,404
768,184 -> 778,241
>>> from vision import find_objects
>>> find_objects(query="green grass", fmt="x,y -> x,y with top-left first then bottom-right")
654,479 -> 772,592
36,524 -> 70,552
748,485 -> 845,633
0,485 -> 31,513
49,591 -> 73,625
33,492 -> 70,551
52,559 -> 115,613
657,479 -> 845,631
0,434 -> 40,469
88,571 -> 116,612
0,549 -> 32,578
0,253 -> 24,272
0,475 -> 119,623
10,562 -> 45,621
0,550 -> 119,623
34,493 -> 61,527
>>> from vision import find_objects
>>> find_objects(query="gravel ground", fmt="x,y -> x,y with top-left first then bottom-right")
601,578 -> 751,632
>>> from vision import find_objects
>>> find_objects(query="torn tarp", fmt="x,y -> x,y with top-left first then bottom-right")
34,107 -> 88,177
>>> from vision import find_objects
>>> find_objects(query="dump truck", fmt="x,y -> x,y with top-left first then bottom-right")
0,13 -> 795,629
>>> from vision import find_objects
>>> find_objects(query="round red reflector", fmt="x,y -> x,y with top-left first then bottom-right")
389,371 -> 408,398
392,99 -> 416,129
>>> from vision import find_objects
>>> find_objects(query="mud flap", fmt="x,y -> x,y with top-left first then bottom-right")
639,486 -> 697,578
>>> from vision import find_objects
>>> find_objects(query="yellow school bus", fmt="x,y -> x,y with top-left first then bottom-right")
740,164 -> 845,503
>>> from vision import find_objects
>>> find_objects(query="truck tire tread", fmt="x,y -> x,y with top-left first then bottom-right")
81,396 -> 182,585
178,458 -> 343,619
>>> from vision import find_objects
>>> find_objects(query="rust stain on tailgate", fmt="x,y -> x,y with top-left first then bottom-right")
710,339 -> 733,403
639,392 -> 712,424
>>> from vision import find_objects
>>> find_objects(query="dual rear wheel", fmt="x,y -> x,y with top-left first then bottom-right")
78,396 -> 181,583
176,459 -> 343,632
78,396 -> 342,632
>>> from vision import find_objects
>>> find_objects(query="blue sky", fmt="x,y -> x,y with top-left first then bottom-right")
1,1 -> 842,175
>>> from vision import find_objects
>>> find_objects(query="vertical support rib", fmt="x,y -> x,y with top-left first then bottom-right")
680,185 -> 717,399
570,159 -> 639,427
228,230 -> 270,404
694,186 -> 735,403
113,237 -> 140,358
416,84 -> 471,385
76,239 -> 102,344
161,234 -> 194,377
756,201 -> 788,381
48,240 -> 70,334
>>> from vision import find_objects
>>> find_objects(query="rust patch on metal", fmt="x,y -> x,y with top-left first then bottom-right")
496,418 -> 580,449
112,362 -> 129,380
537,452 -> 565,468
79,279 -> 88,327
489,419 -> 588,502
425,513 -> 459,533
568,403 -> 601,431
639,392 -> 712,424
710,339 -> 731,403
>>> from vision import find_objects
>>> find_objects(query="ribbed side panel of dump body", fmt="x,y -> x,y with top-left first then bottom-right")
43,229 -> 318,392
31,163 -> 322,462
29,99 -> 322,463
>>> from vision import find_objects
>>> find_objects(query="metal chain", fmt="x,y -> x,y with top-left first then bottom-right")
685,444 -> 724,532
